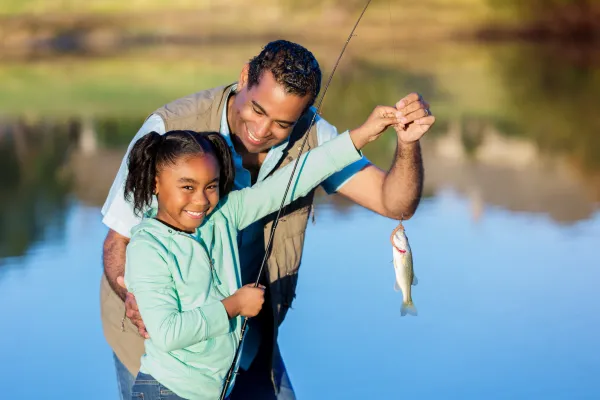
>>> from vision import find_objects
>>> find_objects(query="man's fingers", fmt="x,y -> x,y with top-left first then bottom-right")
399,100 -> 427,116
415,116 -> 436,125
402,108 -> 431,124
138,327 -> 150,339
126,309 -> 141,319
395,93 -> 421,109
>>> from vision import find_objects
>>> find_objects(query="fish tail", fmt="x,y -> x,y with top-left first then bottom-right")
401,301 -> 418,317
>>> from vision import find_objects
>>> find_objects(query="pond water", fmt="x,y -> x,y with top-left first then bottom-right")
0,40 -> 598,399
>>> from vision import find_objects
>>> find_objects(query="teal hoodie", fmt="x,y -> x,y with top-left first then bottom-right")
124,131 -> 362,399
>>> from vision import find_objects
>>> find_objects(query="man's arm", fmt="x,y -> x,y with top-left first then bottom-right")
103,229 -> 130,301
326,92 -> 433,220
104,227 -> 149,338
337,141 -> 423,220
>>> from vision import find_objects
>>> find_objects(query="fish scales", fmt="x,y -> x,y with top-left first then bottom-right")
391,222 -> 418,316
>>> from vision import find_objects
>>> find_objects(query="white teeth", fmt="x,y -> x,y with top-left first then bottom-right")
248,130 -> 261,143
186,211 -> 204,217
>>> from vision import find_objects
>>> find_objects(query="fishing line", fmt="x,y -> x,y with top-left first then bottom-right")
388,0 -> 399,66
219,1 -> 374,398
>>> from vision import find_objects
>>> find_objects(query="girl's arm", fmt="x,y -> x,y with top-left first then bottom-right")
225,131 -> 362,230
124,238 -> 231,352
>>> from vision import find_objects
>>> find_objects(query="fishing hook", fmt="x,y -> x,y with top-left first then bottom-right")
390,212 -> 407,253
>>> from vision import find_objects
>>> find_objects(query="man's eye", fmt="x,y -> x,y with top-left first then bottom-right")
253,107 -> 263,115
182,186 -> 193,190
277,123 -> 291,130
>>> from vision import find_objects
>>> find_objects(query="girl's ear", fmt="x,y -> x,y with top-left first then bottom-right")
154,176 -> 159,196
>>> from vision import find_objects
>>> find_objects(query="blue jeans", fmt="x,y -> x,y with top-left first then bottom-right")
113,349 -> 295,400
114,352 -> 135,400
131,372 -> 187,400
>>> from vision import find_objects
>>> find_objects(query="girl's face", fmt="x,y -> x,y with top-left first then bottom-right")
154,153 -> 221,233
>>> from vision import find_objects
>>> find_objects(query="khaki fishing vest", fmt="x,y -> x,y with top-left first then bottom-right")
155,83 -> 319,391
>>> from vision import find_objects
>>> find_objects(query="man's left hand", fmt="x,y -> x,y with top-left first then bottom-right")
117,276 -> 150,339
394,92 -> 435,144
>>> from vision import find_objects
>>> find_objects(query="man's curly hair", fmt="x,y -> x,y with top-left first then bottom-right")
248,40 -> 322,107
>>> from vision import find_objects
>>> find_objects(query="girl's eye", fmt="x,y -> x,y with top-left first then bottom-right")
207,184 -> 218,190
277,123 -> 291,130
182,186 -> 194,191
252,107 -> 263,115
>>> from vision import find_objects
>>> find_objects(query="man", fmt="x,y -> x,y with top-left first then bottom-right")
100,40 -> 435,399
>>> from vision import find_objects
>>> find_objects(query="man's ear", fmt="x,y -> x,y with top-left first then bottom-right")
238,64 -> 250,90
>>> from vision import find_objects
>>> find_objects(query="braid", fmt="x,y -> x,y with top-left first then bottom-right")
125,131 -> 163,216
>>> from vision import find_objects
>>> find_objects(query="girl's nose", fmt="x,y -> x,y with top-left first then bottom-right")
193,191 -> 210,207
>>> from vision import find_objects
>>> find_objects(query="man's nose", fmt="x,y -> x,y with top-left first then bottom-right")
254,118 -> 271,138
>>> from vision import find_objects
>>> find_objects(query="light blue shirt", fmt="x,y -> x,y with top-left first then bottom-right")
101,85 -> 370,369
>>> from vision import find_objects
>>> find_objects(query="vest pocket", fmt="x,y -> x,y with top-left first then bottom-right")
268,234 -> 304,326
273,206 -> 310,239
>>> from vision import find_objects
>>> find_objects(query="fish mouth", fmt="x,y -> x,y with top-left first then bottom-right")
390,222 -> 406,253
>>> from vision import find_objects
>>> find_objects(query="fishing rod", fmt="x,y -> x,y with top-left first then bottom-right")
219,1 -> 373,398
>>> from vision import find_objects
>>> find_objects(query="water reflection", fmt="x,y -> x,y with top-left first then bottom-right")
1,41 -> 599,263
0,119 -> 75,261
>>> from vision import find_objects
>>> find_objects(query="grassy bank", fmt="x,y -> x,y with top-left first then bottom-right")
0,56 -> 237,117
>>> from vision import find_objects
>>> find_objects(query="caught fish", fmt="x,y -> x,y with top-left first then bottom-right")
391,222 -> 418,316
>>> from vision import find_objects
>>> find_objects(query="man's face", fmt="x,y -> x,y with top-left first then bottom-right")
230,68 -> 312,154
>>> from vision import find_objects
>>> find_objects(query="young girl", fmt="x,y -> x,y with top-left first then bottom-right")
123,127 -> 374,399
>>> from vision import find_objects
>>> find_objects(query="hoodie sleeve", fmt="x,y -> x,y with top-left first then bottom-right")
124,236 -> 230,352
223,131 -> 362,231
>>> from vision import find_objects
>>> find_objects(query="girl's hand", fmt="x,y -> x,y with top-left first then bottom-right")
222,284 -> 265,318
349,105 -> 404,150
349,93 -> 435,149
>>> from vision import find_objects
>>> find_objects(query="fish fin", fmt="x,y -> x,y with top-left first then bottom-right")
412,274 -> 418,286
394,281 -> 401,292
401,302 -> 418,317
